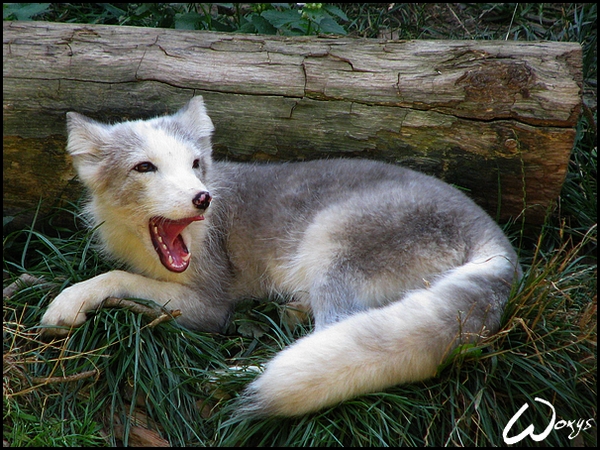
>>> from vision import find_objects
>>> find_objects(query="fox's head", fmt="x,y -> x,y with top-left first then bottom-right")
66,96 -> 215,274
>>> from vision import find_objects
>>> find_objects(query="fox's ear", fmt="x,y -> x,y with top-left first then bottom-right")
65,112 -> 111,187
66,112 -> 110,158
172,96 -> 215,139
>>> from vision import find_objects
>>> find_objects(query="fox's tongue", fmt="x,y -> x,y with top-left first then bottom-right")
149,216 -> 204,272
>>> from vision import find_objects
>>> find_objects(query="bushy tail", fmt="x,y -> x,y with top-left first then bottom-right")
238,253 -> 520,417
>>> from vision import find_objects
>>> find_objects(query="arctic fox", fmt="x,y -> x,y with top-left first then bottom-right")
41,96 -> 521,417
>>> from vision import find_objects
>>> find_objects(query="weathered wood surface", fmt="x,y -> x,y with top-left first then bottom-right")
3,21 -> 582,226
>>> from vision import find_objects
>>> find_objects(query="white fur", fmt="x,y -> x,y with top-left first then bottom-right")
40,96 -> 521,416
241,254 -> 514,416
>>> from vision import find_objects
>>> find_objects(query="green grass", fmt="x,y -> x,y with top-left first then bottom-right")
3,209 -> 596,446
3,3 -> 597,447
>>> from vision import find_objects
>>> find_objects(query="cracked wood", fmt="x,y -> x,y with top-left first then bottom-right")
3,21 -> 582,225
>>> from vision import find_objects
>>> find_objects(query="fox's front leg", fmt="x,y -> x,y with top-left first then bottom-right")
40,270 -> 227,336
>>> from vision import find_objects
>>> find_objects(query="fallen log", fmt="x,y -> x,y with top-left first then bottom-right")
3,21 -> 582,226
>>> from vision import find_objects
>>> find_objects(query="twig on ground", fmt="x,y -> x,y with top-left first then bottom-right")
3,273 -> 47,299
101,297 -> 180,326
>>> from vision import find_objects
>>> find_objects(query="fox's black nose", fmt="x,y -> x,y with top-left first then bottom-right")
193,191 -> 211,210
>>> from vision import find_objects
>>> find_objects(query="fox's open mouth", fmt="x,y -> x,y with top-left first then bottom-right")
149,216 -> 204,272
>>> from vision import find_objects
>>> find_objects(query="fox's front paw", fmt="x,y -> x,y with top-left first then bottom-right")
40,284 -> 94,336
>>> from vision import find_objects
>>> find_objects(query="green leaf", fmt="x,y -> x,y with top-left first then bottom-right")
317,16 -> 347,35
3,3 -> 51,20
3,216 -> 15,227
261,8 -> 302,29
174,12 -> 206,30
322,4 -> 349,22
100,3 -> 126,19
248,14 -> 278,35
236,319 -> 270,339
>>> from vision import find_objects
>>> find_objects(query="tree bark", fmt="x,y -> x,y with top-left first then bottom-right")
3,21 -> 582,226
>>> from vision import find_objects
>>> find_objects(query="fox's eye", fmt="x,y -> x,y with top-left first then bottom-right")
192,159 -> 200,169
133,162 -> 157,173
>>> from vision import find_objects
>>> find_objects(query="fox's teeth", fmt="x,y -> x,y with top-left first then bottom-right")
168,255 -> 174,265
162,244 -> 168,251
181,253 -> 191,262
